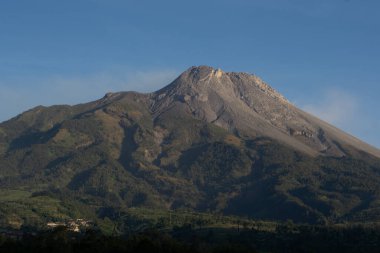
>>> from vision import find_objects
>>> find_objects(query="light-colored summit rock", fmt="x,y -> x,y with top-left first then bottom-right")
151,66 -> 380,158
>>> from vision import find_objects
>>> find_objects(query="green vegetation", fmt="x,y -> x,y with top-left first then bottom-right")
1,91 -> 380,232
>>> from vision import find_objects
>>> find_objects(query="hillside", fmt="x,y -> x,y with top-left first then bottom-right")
1,66 -> 380,229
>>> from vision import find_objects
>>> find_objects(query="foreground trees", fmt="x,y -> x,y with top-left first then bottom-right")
1,223 -> 380,253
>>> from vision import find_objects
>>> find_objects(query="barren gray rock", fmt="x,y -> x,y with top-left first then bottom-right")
151,66 -> 380,158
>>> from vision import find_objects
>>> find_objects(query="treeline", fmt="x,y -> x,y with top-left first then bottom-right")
2,223 -> 380,253
1,228 -> 232,253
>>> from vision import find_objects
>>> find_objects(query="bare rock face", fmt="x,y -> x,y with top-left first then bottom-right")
151,66 -> 380,158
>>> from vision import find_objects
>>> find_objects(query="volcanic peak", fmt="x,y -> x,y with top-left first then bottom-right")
162,65 -> 290,105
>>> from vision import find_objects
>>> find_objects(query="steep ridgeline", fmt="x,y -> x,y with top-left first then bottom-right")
0,66 -> 380,227
152,66 -> 380,158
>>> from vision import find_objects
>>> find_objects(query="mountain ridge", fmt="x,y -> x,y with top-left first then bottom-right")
4,65 -> 378,159
1,66 -> 380,227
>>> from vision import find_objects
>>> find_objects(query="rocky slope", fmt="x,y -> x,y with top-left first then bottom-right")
152,66 -> 380,158
0,66 -> 380,227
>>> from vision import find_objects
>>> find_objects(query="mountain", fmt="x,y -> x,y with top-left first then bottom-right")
1,66 -> 380,228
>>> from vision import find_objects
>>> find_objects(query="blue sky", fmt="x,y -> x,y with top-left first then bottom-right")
0,0 -> 379,147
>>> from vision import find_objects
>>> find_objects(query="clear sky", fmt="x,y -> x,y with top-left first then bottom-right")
0,0 -> 379,147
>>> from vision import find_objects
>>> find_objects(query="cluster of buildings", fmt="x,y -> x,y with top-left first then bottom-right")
46,218 -> 93,232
